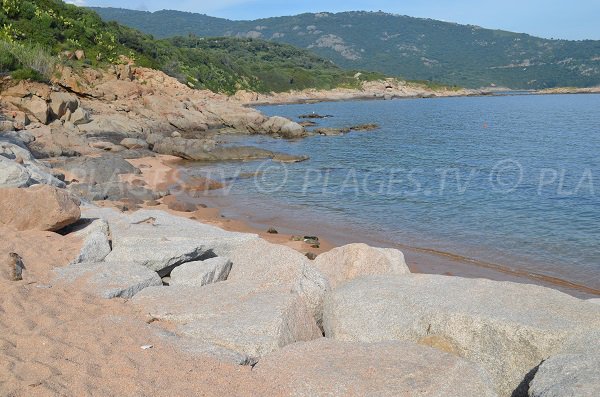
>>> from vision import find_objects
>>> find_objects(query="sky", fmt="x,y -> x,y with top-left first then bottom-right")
69,0 -> 600,40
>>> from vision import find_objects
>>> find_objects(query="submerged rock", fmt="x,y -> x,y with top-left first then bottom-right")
315,127 -> 350,136
254,339 -> 497,397
323,275 -> 600,397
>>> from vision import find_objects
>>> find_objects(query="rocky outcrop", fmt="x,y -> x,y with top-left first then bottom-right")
169,257 -> 232,287
0,185 -> 80,232
261,116 -> 306,138
55,261 -> 162,299
132,281 -> 321,360
322,275 -> 600,397
150,134 -> 307,162
254,339 -> 497,397
228,239 -> 330,328
314,243 -> 410,287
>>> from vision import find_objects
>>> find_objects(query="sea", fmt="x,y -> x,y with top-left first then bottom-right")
182,93 -> 600,294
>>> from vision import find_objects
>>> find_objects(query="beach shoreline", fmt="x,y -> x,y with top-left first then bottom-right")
125,154 -> 600,299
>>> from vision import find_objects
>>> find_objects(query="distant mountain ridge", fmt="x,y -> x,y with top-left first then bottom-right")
91,7 -> 600,89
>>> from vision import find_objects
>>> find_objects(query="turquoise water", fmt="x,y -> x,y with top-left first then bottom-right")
186,94 -> 600,290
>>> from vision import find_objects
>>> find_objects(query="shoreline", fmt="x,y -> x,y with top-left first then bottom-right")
128,154 -> 600,299
232,83 -> 600,107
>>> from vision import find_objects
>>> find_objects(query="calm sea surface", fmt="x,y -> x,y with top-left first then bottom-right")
185,94 -> 600,290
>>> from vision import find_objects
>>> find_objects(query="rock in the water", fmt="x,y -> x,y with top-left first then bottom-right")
314,243 -> 410,288
0,156 -> 31,188
315,127 -> 350,136
70,219 -> 111,264
169,257 -> 232,287
349,123 -> 380,131
227,239 -> 330,328
262,116 -> 306,138
132,281 -> 321,359
55,261 -> 162,299
254,339 -> 497,397
0,185 -> 80,231
323,275 -> 600,397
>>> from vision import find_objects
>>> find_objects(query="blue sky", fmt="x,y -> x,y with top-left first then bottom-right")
70,0 -> 600,40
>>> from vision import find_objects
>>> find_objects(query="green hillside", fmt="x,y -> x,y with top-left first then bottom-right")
92,8 -> 600,89
0,0 -> 377,93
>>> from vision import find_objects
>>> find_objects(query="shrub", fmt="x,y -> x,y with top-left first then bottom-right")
0,39 -> 56,78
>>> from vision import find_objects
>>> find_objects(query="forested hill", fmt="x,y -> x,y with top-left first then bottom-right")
0,0 -> 378,94
92,8 -> 600,89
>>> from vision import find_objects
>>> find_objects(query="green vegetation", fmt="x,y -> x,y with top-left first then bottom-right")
0,0 -> 386,93
93,8 -> 600,89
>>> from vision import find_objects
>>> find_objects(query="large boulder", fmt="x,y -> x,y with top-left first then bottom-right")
169,257 -> 232,287
323,275 -> 600,397
132,281 -> 321,360
0,185 -> 80,232
55,261 -> 162,299
227,239 -> 330,328
100,209 -> 258,259
261,116 -> 306,138
23,96 -> 50,124
49,92 -> 79,119
254,339 -> 497,397
314,243 -> 410,288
